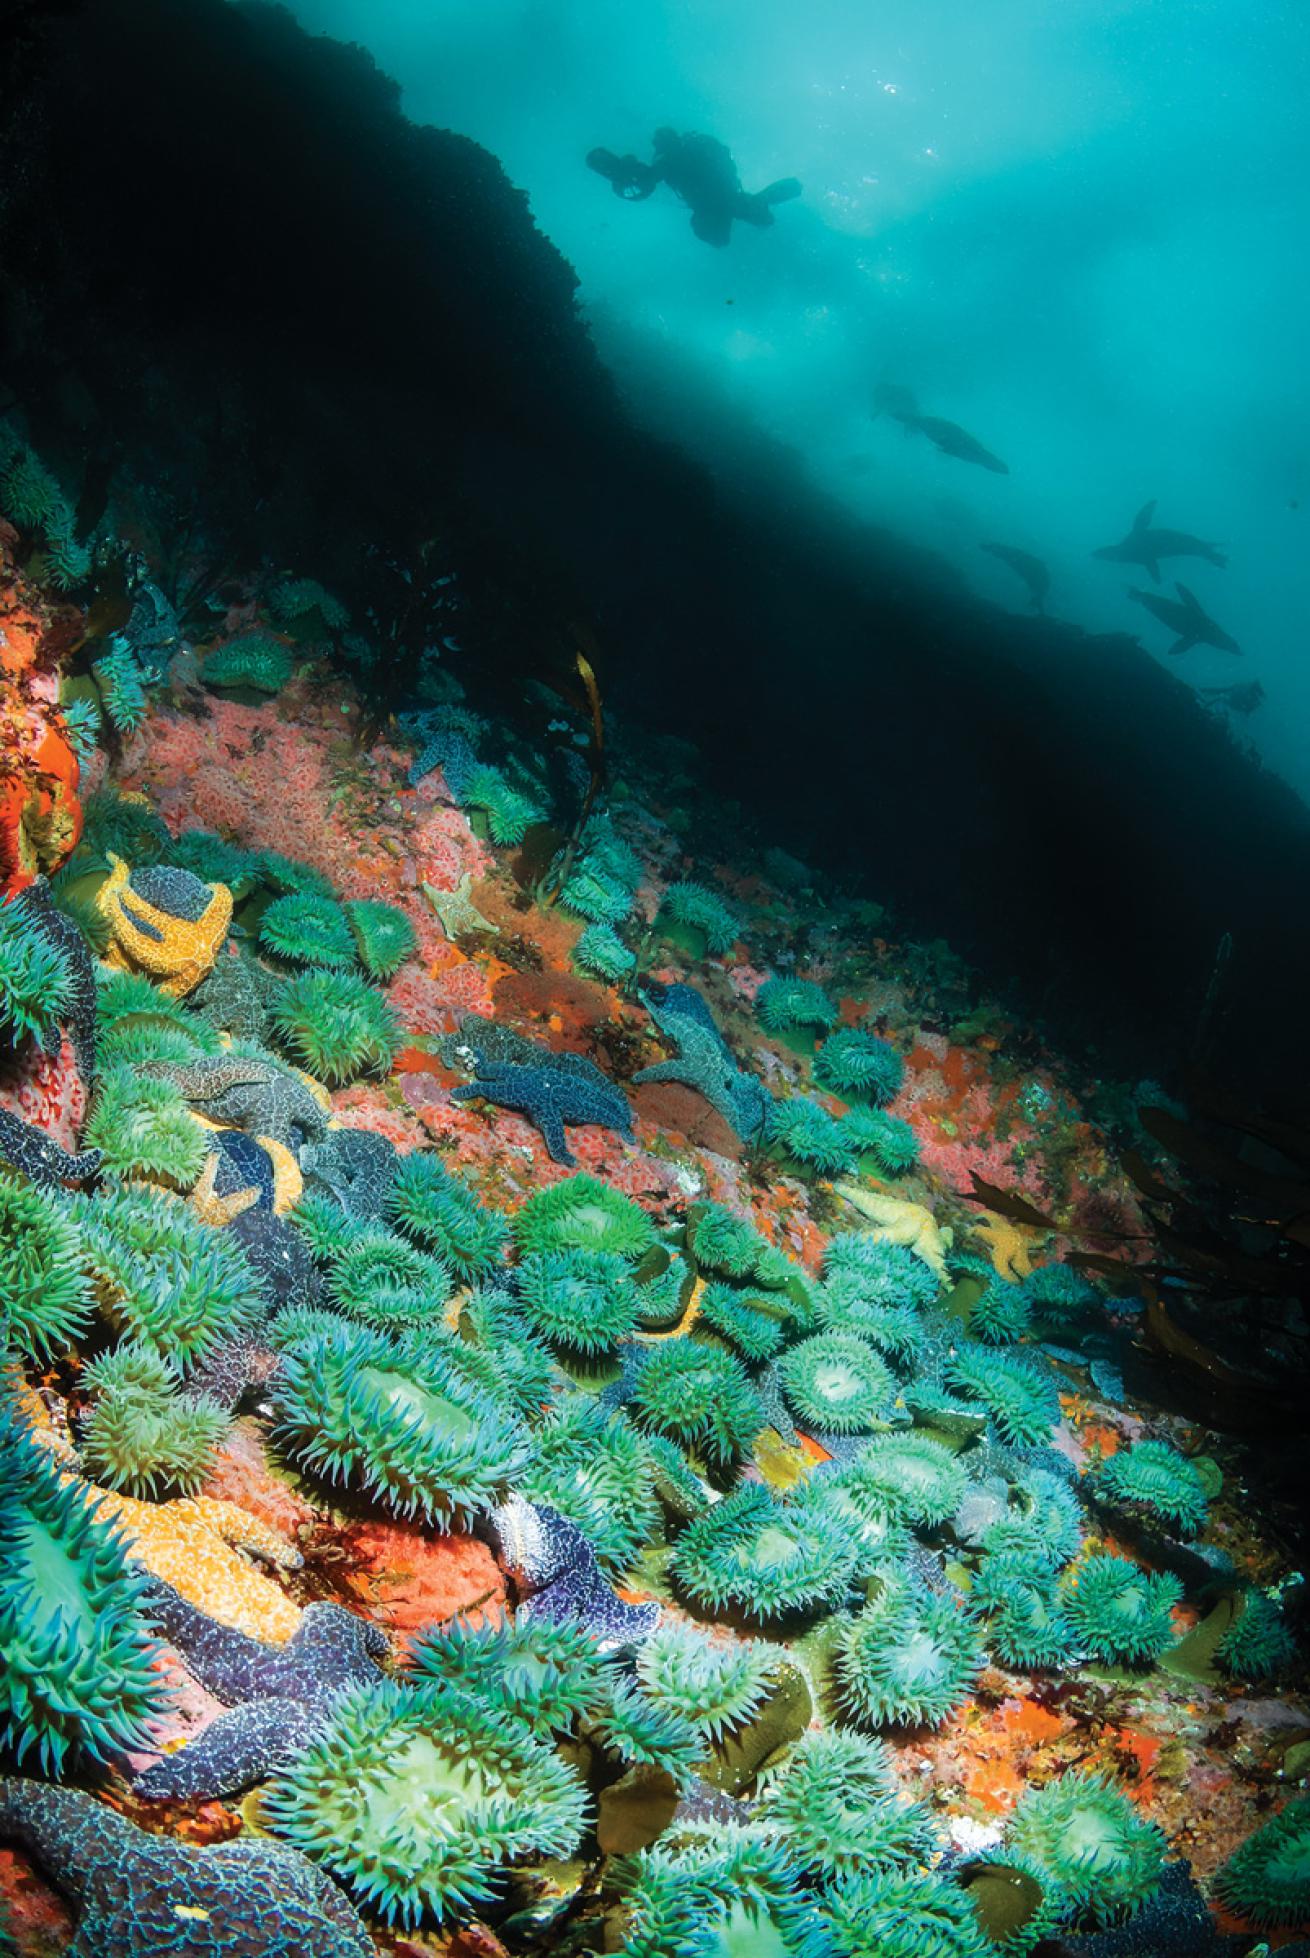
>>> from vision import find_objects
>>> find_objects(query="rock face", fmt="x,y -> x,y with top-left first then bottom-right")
5,0 -> 1310,1096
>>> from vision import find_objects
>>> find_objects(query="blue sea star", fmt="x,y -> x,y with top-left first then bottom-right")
300,1126 -> 397,1221
134,1580 -> 388,1801
486,1493 -> 659,1648
0,1108 -> 101,1187
139,1055 -> 331,1151
633,981 -> 769,1140
0,1776 -> 374,1955
451,1049 -> 634,1166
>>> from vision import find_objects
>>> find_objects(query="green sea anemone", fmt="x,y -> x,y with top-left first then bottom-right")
816,1284 -> 924,1366
580,819 -> 643,893
631,1339 -> 763,1472
685,1201 -> 775,1282
671,1483 -> 859,1623
644,1432 -> 711,1524
387,1154 -> 508,1280
1216,1589 -> 1298,1683
259,892 -> 357,970
944,1345 -> 1061,1447
345,899 -> 416,979
519,1396 -> 661,1570
516,1247 -> 643,1354
968,1277 -> 1033,1346
203,630 -> 294,692
451,1289 -> 559,1421
1021,1262 -> 1101,1323
779,1332 -> 896,1435
756,977 -> 838,1036
635,1621 -> 781,1744
972,1551 -> 1080,1671
697,1280 -> 790,1362
842,1106 -> 921,1176
634,1248 -> 693,1330
615,1832 -> 832,1958
983,1467 -> 1084,1568
558,869 -> 634,926
267,577 -> 349,630
842,1432 -> 968,1529
759,1727 -> 938,1882
822,1869 -> 993,1958
814,1028 -> 905,1106
834,1576 -> 984,1730
77,786 -> 169,866
769,1096 -> 857,1175
293,1188 -> 359,1263
262,1676 -> 587,1926
82,1065 -> 209,1190
512,1174 -> 656,1262
589,1676 -> 703,1788
455,765 -> 541,847
79,1341 -> 229,1498
165,830 -> 261,901
572,921 -> 636,981
823,1233 -> 939,1311
0,1412 -> 166,1777
271,969 -> 401,1084
1004,1773 -> 1166,1926
806,1470 -> 912,1572
407,1615 -> 608,1738
93,640 -> 149,730
1214,1795 -> 1310,1929
274,1322 -> 528,1526
72,1186 -> 263,1371
257,849 -> 336,897
0,898 -> 73,1048
656,881 -> 740,956
1094,1439 -> 1209,1540
0,1172 -> 93,1361
1063,1553 -> 1181,1667
325,1225 -> 453,1333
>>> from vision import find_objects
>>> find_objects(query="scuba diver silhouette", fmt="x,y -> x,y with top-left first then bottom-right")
586,128 -> 802,246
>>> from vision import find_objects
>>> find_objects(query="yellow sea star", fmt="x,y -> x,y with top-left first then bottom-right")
97,852 -> 233,997
832,1183 -> 952,1279
422,870 -> 493,940
971,1213 -> 1035,1281
88,1489 -> 304,1644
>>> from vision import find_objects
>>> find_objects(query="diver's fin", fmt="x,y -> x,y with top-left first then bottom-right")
760,177 -> 803,205
1132,499 -> 1157,532
1167,637 -> 1197,657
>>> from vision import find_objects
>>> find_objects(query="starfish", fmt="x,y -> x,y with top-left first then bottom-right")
0,1107 -> 100,1186
422,869 -> 493,939
88,1489 -> 305,1644
97,853 -> 233,998
134,1582 -> 388,1801
833,1182 -> 952,1280
0,1777 -> 374,1956
300,1125 -> 397,1221
453,1056 -> 634,1166
139,1054 -> 331,1151
189,1125 -> 303,1225
486,1493 -> 659,1648
633,981 -> 769,1140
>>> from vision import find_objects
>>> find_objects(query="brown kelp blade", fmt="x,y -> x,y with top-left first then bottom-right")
963,1176 -> 1060,1231
1120,1149 -> 1180,1205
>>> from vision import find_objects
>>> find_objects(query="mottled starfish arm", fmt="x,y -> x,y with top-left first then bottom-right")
0,1778 -> 138,1898
135,1700 -> 322,1802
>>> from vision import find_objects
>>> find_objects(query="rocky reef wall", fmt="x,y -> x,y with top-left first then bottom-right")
4,0 -> 1308,1099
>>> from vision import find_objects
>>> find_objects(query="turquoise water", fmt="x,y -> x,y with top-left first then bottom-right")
293,0 -> 1309,796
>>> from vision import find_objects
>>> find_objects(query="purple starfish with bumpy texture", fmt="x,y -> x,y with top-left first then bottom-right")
486,1493 -> 659,1648
452,1056 -> 635,1166
0,1776 -> 374,1956
0,1108 -> 101,1186
133,1580 -> 387,1801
